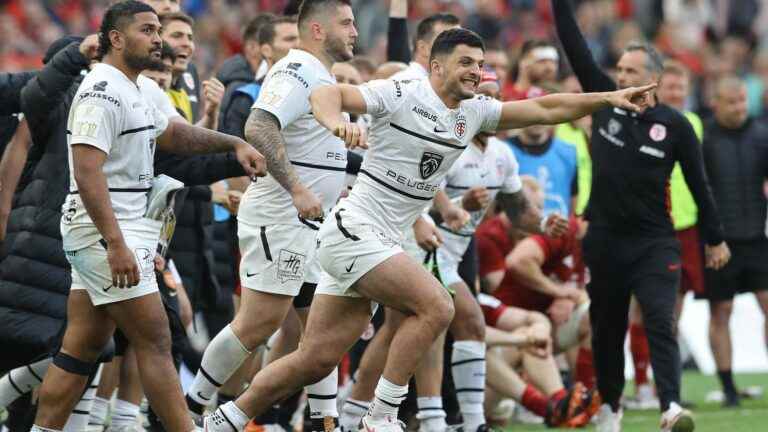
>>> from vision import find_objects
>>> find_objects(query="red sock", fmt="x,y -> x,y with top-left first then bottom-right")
630,324 -> 650,385
521,384 -> 549,417
576,347 -> 596,390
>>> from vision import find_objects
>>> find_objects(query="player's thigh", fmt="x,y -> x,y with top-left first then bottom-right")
493,305 -> 539,332
300,294 -> 375,365
61,290 -> 116,360
355,252 -> 453,318
235,285 -> 295,334
105,292 -> 171,351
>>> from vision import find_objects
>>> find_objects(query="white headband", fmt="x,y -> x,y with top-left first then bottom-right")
531,46 -> 559,62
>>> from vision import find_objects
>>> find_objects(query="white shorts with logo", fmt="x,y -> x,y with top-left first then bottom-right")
315,207 -> 403,298
66,219 -> 162,306
238,219 -> 320,297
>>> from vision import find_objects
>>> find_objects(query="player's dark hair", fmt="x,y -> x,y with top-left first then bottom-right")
284,0 -> 302,16
624,40 -> 664,75
159,11 -> 194,28
297,0 -> 352,28
97,0 -> 156,58
414,13 -> 461,51
429,28 -> 485,63
243,13 -> 276,43
258,16 -> 298,46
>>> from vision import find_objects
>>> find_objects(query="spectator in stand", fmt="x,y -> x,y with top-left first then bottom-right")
484,45 -> 510,92
502,39 -> 558,101
349,56 -> 377,82
700,76 -> 768,408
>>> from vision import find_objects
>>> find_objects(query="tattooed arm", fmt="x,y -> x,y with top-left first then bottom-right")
157,117 -> 266,178
244,108 -> 323,220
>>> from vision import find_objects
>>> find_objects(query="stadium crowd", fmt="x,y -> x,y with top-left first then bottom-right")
0,1 -> 767,432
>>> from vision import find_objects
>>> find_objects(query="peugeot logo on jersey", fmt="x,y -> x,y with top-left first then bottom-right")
420,151 -> 444,179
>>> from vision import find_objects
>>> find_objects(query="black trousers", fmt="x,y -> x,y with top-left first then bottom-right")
582,228 -> 681,412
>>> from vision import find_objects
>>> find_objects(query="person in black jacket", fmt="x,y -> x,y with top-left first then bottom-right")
216,13 -> 275,137
700,76 -> 768,408
550,1 -> 730,430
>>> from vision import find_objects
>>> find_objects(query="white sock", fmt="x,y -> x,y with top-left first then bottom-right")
188,324 -> 252,405
31,425 -> 62,432
63,364 -> 102,432
416,396 -> 447,431
307,368 -> 339,418
208,402 -> 250,432
368,377 -> 408,421
341,399 -> 370,431
0,357 -> 52,408
110,399 -> 140,428
89,397 -> 110,426
452,341 -> 486,431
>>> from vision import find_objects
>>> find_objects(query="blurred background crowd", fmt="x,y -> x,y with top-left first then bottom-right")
4,0 -> 768,117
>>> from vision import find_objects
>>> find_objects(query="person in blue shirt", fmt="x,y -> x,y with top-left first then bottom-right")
507,114 -> 578,217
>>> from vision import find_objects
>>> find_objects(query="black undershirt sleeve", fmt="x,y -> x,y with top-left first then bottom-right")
551,0 -> 616,93
387,17 -> 411,63
677,118 -> 724,245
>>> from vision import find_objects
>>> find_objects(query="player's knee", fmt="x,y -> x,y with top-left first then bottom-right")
231,311 -> 283,350
454,306 -> 485,341
302,349 -> 341,382
529,311 -> 550,329
429,293 -> 455,331
132,325 -> 172,355
709,301 -> 733,326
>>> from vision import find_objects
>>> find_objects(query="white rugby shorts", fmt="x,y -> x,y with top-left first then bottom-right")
67,219 -> 162,306
238,219 -> 321,297
315,207 -> 402,298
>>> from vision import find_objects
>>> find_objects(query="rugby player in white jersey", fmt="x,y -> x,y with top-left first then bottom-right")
30,3 -> 266,432
203,28 -> 655,432
186,1 -> 357,430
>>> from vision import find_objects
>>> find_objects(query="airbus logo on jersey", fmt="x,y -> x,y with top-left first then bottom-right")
420,151 -> 444,179
287,62 -> 302,71
93,81 -> 108,92
412,106 -> 438,122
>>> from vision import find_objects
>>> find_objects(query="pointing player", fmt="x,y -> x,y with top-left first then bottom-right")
203,27 -> 656,432
31,2 -> 266,432
186,1 -> 357,430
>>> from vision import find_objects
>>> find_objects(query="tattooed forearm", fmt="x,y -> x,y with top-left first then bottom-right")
244,109 -> 299,192
496,191 -> 542,233
164,121 -> 241,155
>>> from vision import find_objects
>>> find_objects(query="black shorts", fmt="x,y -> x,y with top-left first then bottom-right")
700,238 -> 768,302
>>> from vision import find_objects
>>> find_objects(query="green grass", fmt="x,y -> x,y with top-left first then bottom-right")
503,372 -> 768,432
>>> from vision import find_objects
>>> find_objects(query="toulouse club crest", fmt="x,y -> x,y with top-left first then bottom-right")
454,117 -> 467,138
420,151 -> 444,179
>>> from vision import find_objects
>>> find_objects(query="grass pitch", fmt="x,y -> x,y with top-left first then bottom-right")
503,372 -> 768,432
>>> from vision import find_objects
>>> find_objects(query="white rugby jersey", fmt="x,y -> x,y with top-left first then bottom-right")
61,63 -> 169,250
341,78 -> 503,240
390,62 -> 428,81
436,136 -> 521,261
239,49 -> 347,228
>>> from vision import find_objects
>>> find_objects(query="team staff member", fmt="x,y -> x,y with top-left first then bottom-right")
700,76 -> 768,408
551,1 -> 730,431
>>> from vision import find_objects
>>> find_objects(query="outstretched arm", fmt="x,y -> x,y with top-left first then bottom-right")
551,0 -> 615,92
157,119 -> 265,178
496,84 -> 656,130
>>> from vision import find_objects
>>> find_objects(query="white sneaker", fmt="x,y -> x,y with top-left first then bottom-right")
660,402 -> 694,432
417,415 -> 447,432
594,404 -> 622,432
358,415 -> 405,432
